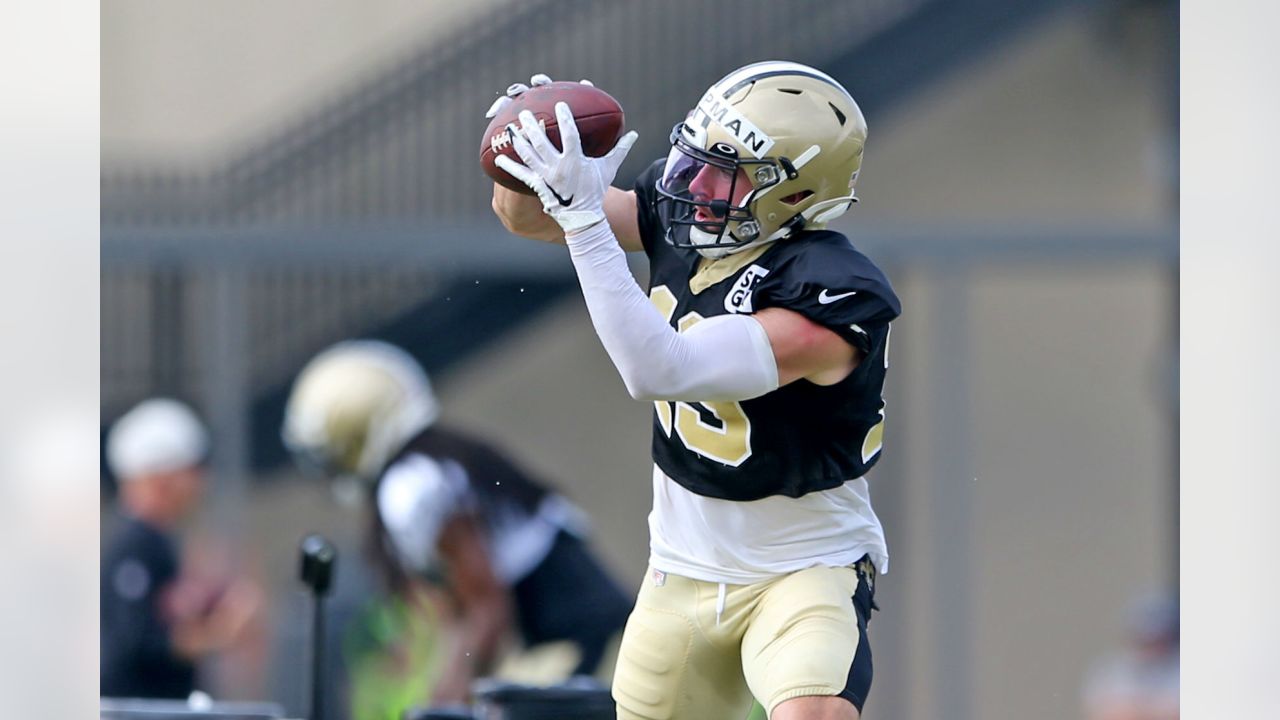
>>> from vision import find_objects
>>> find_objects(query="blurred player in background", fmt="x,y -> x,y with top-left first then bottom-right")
1083,593 -> 1179,720
492,62 -> 898,720
101,398 -> 262,700
282,340 -> 632,708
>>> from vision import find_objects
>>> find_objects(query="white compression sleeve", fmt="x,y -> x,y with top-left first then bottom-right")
564,221 -> 780,402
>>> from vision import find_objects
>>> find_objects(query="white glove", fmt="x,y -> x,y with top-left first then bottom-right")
495,102 -> 639,235
484,73 -> 593,119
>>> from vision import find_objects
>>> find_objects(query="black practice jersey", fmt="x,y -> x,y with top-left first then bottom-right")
634,160 -> 901,501
101,515 -> 195,699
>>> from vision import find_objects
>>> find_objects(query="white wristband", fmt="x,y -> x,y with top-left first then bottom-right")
565,223 -> 780,402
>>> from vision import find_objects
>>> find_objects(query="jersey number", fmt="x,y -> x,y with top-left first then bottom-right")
649,286 -> 752,466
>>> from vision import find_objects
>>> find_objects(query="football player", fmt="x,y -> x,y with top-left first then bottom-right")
283,340 -> 632,706
490,63 -> 899,720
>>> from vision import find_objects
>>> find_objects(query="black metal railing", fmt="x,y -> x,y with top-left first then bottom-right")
101,0 -> 925,227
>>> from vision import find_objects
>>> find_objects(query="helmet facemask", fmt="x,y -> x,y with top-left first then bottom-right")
285,438 -> 367,507
656,123 -> 788,259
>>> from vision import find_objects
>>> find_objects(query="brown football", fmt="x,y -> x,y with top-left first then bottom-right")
480,82 -> 625,195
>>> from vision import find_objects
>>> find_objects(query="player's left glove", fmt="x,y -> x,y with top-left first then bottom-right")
484,73 -> 593,119
495,102 -> 638,235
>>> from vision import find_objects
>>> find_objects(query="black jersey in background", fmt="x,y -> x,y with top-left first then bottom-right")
101,515 -> 195,699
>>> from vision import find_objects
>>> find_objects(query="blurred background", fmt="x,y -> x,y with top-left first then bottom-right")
100,0 -> 1178,719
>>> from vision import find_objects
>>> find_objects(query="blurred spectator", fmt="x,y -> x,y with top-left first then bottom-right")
1083,593 -> 1179,720
101,399 -> 262,699
283,341 -> 632,711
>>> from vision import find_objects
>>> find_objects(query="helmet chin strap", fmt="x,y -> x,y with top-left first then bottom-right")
689,226 -> 733,259
688,191 -> 848,259
715,196 -> 854,254
689,226 -> 773,260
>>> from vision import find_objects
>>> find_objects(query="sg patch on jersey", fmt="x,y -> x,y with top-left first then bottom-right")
724,264 -> 769,313
634,159 -> 901,502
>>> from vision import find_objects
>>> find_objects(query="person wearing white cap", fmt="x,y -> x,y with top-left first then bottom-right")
106,398 -> 209,525
101,398 -> 259,699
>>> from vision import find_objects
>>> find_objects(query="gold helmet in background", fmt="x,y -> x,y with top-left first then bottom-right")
282,340 -> 439,484
656,61 -> 868,258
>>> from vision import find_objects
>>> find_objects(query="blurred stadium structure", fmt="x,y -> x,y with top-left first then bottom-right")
102,1 -> 1178,718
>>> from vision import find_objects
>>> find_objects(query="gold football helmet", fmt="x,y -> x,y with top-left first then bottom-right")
282,340 -> 439,483
656,61 -> 868,258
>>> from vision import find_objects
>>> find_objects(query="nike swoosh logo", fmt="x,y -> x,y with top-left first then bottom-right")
546,183 -> 574,207
818,289 -> 858,304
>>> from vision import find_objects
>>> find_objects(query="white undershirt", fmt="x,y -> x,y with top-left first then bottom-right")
647,464 -> 889,585
378,453 -> 583,585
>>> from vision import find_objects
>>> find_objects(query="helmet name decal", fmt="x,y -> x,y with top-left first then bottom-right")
725,264 -> 771,313
695,93 -> 775,159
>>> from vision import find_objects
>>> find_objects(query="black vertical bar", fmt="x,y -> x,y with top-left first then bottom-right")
307,594 -> 326,720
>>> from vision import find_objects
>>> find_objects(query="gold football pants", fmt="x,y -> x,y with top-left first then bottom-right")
612,560 -> 876,720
